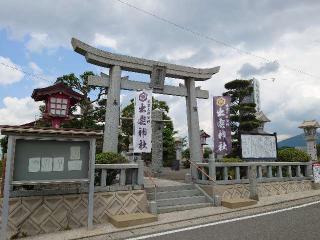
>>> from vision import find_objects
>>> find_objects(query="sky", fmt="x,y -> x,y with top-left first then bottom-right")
1,0 -> 320,144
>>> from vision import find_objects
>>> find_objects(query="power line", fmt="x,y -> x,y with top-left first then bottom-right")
115,0 -> 320,79
0,62 -> 54,84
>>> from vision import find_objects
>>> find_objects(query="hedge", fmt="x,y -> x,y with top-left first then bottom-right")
277,148 -> 310,162
95,152 -> 127,164
95,152 -> 128,186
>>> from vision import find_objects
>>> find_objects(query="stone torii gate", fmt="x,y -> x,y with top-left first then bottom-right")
71,38 -> 220,178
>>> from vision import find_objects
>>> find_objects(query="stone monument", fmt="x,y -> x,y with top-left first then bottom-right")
299,120 -> 320,161
71,38 -> 220,179
151,109 -> 163,173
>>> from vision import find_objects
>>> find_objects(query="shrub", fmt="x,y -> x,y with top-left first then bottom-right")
95,152 -> 128,186
222,157 -> 243,163
0,160 -> 2,177
95,152 -> 127,164
183,160 -> 190,169
277,148 -> 310,162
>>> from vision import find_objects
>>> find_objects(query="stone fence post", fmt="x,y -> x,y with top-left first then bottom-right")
248,165 -> 259,201
208,154 -> 216,181
137,160 -> 144,185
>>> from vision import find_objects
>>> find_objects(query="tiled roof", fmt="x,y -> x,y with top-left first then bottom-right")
298,120 -> 320,129
0,125 -> 103,137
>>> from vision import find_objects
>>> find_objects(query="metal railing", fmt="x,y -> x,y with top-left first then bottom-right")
144,169 -> 158,201
193,160 -> 312,185
187,159 -> 215,182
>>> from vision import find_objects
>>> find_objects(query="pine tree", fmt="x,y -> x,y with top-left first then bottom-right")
223,79 -> 260,156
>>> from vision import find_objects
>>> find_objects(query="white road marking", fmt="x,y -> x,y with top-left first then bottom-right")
127,200 -> 320,239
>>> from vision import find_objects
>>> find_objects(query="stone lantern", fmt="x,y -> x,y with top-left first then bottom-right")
31,82 -> 84,128
200,130 -> 210,160
299,120 -> 320,161
255,111 -> 271,133
174,137 -> 183,161
200,130 -> 210,146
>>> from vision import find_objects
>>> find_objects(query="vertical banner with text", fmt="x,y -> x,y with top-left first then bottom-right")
133,90 -> 153,153
213,96 -> 232,155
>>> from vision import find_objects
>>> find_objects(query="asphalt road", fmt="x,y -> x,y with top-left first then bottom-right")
146,202 -> 320,240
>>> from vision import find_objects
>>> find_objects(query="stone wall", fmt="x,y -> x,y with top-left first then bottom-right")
201,180 -> 313,200
0,190 -> 148,237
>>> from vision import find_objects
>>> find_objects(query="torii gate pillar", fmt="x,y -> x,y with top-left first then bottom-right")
186,79 -> 202,179
71,38 -> 220,180
103,65 -> 121,152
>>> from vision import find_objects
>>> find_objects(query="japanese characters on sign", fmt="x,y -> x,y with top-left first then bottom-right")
313,163 -> 320,183
133,90 -> 153,153
241,134 -> 277,159
213,96 -> 232,155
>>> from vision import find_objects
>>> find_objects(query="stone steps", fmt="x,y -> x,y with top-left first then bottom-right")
146,184 -> 195,193
158,202 -> 212,213
147,189 -> 203,200
146,184 -> 212,213
157,195 -> 207,207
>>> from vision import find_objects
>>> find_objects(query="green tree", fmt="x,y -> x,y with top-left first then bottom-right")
317,144 -> 320,159
203,147 -> 213,159
277,148 -> 310,162
35,72 -> 109,152
121,98 -> 177,167
36,71 -> 106,130
223,79 -> 260,156
55,72 -> 106,129
0,136 -> 8,159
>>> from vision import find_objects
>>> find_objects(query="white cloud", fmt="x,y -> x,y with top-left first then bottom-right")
28,61 -> 55,87
29,61 -> 42,74
166,48 -> 196,61
1,0 -> 320,141
26,33 -> 49,53
0,97 -> 41,126
0,56 -> 24,85
93,33 -> 117,49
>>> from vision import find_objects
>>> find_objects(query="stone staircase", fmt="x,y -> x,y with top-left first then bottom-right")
146,184 -> 212,213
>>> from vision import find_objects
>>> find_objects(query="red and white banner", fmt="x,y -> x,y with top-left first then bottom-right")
133,90 -> 152,153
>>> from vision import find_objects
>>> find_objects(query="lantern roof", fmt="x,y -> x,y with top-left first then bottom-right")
298,120 -> 320,129
255,111 -> 270,123
200,130 -> 210,138
31,82 -> 84,105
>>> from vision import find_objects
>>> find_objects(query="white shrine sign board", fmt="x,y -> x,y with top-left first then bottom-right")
241,133 -> 277,160
313,163 -> 320,183
133,90 -> 153,153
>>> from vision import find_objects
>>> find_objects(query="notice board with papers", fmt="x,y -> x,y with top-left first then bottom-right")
13,139 -> 90,183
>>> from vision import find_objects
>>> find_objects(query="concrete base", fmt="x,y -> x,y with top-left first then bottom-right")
221,198 -> 257,209
109,213 -> 158,228
311,182 -> 320,190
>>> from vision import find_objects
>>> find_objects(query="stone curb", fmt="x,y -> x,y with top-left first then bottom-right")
70,192 -> 320,240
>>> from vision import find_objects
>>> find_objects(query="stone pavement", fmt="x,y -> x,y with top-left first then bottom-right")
144,177 -> 187,188
24,188 -> 320,240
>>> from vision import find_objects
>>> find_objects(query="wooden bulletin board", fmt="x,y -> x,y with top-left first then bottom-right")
13,139 -> 90,183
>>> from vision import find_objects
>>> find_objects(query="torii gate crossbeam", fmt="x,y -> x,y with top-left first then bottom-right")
71,38 -> 220,179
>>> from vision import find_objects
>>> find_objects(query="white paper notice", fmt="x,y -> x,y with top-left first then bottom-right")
28,157 -> 41,172
70,146 -> 81,160
53,157 -> 64,172
41,157 -> 53,172
68,160 -> 82,171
